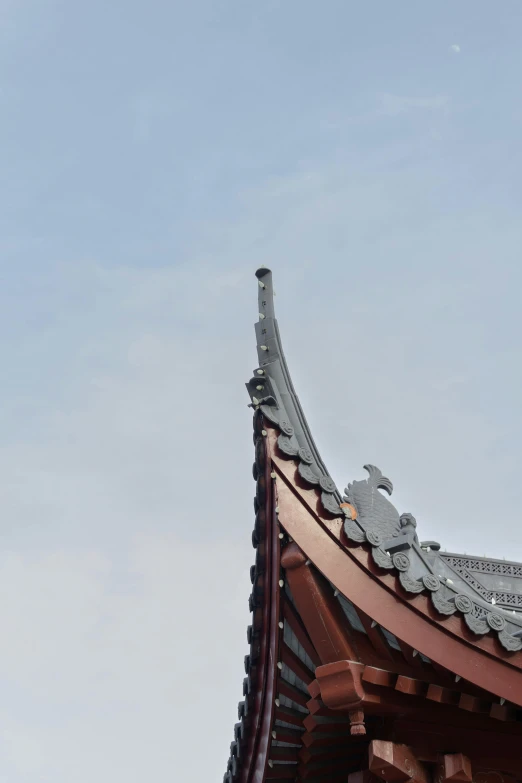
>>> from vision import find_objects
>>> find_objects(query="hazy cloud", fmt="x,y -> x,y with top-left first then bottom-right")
1,2 -> 522,781
378,93 -> 449,116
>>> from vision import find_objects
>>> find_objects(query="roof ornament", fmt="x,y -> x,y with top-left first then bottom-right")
343,465 -> 402,541
245,268 -> 522,654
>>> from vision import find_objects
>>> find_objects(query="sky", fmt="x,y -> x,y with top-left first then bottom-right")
1,1 -> 522,780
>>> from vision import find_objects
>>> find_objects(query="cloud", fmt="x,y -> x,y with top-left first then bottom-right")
0,535 -> 252,782
451,44 -> 461,53
378,93 -> 449,116
1,146 -> 522,781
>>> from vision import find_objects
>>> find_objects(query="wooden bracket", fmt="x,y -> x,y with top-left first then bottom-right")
315,659 -> 367,735
280,541 -> 358,663
369,740 -> 430,783
435,754 -> 472,783
315,660 -> 365,710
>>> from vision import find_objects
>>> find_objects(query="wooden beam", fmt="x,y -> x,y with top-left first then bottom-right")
271,443 -> 522,705
315,659 -> 365,707
281,642 -> 315,685
458,694 -> 489,714
300,744 -> 367,764
348,773 -> 383,783
363,667 -> 396,688
395,675 -> 426,697
275,704 -> 306,728
277,678 -> 309,709
301,731 -> 348,749
438,753 -> 472,783
397,640 -> 423,670
270,726 -> 303,745
303,714 -> 350,733
306,698 -> 332,717
269,746 -> 300,763
392,718 -> 522,775
489,702 -> 516,721
369,740 -> 430,783
280,542 -> 358,664
426,685 -> 459,706
282,596 -> 321,667
357,609 -> 395,661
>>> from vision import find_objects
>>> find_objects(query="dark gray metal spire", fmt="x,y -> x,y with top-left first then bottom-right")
247,267 -> 341,516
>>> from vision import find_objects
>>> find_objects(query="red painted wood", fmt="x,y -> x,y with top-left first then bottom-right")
369,740 -> 430,783
281,542 -> 358,664
442,753 -> 473,782
281,642 -> 314,685
281,597 -> 321,667
363,667 -> 397,687
269,746 -> 300,762
489,702 -> 516,721
357,609 -> 395,661
299,744 -> 366,764
274,705 -> 305,728
271,431 -> 522,670
458,694 -> 488,714
240,422 -> 282,783
395,676 -> 426,697
303,714 -> 350,733
393,718 -> 522,775
277,678 -> 309,709
270,727 -> 303,745
270,433 -> 522,706
426,685 -> 459,705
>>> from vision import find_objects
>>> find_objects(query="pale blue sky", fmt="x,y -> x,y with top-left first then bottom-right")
1,2 -> 522,781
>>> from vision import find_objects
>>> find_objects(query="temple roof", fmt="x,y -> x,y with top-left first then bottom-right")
246,266 -> 522,652
223,268 -> 522,783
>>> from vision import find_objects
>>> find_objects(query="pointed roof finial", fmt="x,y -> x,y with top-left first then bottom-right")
255,267 -> 275,320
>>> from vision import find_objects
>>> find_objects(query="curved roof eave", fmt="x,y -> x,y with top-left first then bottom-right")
246,268 -> 522,661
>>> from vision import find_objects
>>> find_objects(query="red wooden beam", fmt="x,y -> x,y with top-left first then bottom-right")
281,642 -> 315,685
363,667 -> 396,688
315,659 -> 365,711
397,640 -> 424,670
270,726 -> 303,745
277,678 -> 309,709
357,609 -> 395,661
300,744 -> 367,764
270,435 -> 522,705
275,704 -> 306,728
489,702 -> 516,721
395,675 -> 426,697
282,596 -> 321,667
438,753 -> 472,782
392,718 -> 522,775
269,746 -> 300,762
458,694 -> 489,714
239,418 -> 282,783
280,542 -> 358,664
303,714 -> 350,733
369,740 -> 430,783
306,697 -> 332,717
301,731 -> 348,749
426,685 -> 459,706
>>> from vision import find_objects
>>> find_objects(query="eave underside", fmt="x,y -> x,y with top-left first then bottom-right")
224,415 -> 522,783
